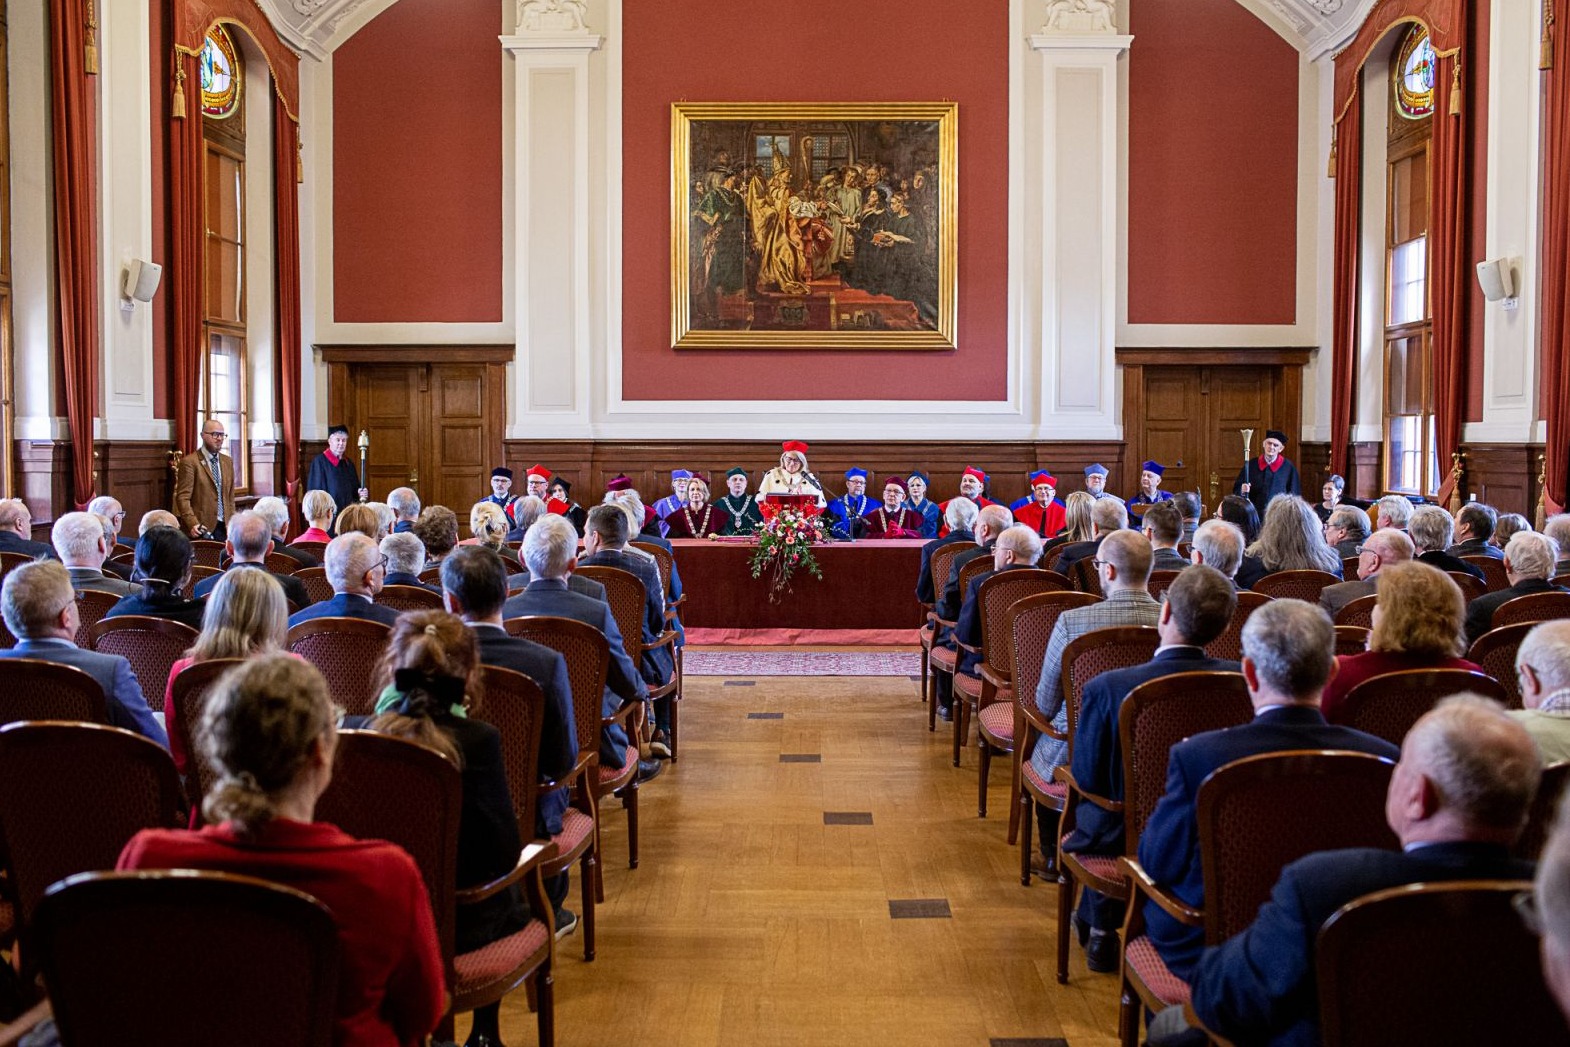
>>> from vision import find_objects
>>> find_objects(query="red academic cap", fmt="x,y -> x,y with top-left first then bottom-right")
1030,471 -> 1057,487
883,475 -> 908,493
606,474 -> 634,492
526,464 -> 553,481
961,467 -> 988,484
781,440 -> 810,455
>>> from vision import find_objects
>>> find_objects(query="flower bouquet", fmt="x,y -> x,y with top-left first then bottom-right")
750,501 -> 830,602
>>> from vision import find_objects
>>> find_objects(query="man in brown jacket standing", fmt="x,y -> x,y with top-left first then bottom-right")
173,418 -> 236,540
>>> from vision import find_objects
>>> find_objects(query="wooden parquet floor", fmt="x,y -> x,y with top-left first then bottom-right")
471,672 -> 1123,1047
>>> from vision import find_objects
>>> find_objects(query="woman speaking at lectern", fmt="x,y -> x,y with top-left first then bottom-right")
757,440 -> 827,507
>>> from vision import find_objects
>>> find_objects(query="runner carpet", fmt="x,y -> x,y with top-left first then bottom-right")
682,650 -> 922,677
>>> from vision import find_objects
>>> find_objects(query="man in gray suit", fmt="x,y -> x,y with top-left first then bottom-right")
1319,528 -> 1412,620
0,560 -> 166,745
505,536 -> 607,603
52,511 -> 136,596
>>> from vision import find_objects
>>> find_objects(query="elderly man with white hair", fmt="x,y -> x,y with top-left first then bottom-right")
387,486 -> 421,534
193,510 -> 312,609
1318,527 -> 1414,619
1464,531 -> 1567,645
380,531 -> 439,593
1374,493 -> 1414,532
86,495 -> 131,548
1547,513 -> 1570,578
915,496 -> 978,605
1511,620 -> 1570,762
51,511 -> 137,596
1409,503 -> 1485,582
286,531 -> 400,627
138,509 -> 180,535
252,495 -> 320,568
0,498 -> 56,559
503,494 -> 547,544
1189,518 -> 1245,583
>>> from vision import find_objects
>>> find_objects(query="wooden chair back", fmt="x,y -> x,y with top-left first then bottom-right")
168,659 -> 248,818
107,545 -> 136,565
0,659 -> 108,727
1058,626 -> 1162,747
1341,555 -> 1362,581
291,540 -> 327,560
190,539 -> 226,569
504,615 -> 611,764
71,589 -> 122,648
87,617 -> 200,716
33,870 -> 340,1047
1198,750 -> 1397,944
1460,553 -> 1510,593
0,613 -> 15,649
1333,594 -> 1378,629
290,567 -> 336,605
975,569 -> 1069,680
1008,592 -> 1101,713
1070,556 -> 1100,595
1333,625 -> 1371,656
1493,590 -> 1570,630
0,722 -> 184,932
954,556 -> 992,611
377,584 -> 445,612
1516,761 -> 1570,862
1204,591 -> 1273,662
285,619 -> 393,717
471,666 -> 547,841
1118,671 -> 1251,850
1447,571 -> 1486,603
263,551 -> 301,576
1316,881 -> 1558,1047
0,551 -> 36,581
1146,570 -> 1183,600
188,564 -> 222,582
1468,622 -> 1536,708
419,565 -> 444,585
574,565 -> 648,668
1340,669 -> 1509,746
630,541 -> 676,601
927,543 -> 968,608
1250,569 -> 1342,603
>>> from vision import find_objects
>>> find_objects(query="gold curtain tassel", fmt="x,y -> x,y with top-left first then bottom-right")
1327,132 -> 1338,179
84,2 -> 99,75
1449,62 -> 1463,115
297,135 -> 304,184
172,60 -> 187,119
1545,3 -> 1557,70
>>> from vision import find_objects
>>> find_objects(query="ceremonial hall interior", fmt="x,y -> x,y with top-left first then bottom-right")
6,0 -> 1570,1043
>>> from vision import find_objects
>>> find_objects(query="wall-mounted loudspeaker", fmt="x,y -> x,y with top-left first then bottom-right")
1475,257 -> 1517,303
122,259 -> 163,303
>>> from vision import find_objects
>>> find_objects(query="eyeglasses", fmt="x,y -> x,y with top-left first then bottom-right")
373,555 -> 389,573
1090,558 -> 1108,569
203,430 -> 226,440
1515,889 -> 1544,937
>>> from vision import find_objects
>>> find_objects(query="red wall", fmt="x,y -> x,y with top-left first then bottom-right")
620,0 -> 1009,402
1126,0 -> 1299,325
332,0 -> 502,323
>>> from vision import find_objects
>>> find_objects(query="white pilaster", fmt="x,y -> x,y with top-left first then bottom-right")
501,14 -> 601,439
1030,28 -> 1131,440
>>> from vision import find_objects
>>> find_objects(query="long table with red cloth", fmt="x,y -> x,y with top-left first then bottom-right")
670,538 -> 927,645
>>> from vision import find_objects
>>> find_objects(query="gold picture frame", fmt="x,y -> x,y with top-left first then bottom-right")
671,102 -> 958,350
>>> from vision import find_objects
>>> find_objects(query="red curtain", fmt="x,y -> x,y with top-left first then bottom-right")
169,49 -> 204,455
1429,52 -> 1469,509
1543,17 -> 1570,519
49,0 -> 100,507
273,95 -> 303,521
1329,102 -> 1362,482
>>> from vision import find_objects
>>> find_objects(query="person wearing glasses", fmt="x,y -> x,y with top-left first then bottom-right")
173,418 -> 236,540
1317,527 -> 1413,619
1510,621 -> 1570,764
286,532 -> 400,628
1149,696 -> 1537,1047
85,494 -> 137,581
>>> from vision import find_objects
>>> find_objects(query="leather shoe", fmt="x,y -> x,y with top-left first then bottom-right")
1029,851 -> 1057,881
935,703 -> 953,722
1085,928 -> 1120,974
1071,911 -> 1090,948
637,758 -> 665,783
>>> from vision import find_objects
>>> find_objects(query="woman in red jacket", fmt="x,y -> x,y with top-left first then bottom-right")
120,655 -> 445,1047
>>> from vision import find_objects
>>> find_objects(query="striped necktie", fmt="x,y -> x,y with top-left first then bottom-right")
207,453 -> 224,522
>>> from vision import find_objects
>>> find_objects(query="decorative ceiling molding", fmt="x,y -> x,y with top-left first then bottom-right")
252,0 -> 411,60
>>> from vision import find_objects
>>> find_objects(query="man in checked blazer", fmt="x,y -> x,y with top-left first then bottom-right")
173,418 -> 236,540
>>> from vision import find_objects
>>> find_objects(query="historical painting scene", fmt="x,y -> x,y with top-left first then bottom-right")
674,104 -> 956,348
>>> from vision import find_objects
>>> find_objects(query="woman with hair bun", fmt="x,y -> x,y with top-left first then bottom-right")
104,525 -> 206,629
118,655 -> 445,1047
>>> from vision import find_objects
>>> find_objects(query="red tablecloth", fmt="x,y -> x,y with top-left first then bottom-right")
670,538 -> 927,645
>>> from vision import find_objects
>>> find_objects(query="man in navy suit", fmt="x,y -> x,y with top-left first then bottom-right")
287,532 -> 401,628
1465,530 -> 1566,645
192,511 -> 312,610
0,560 -> 166,746
578,505 -> 672,686
1149,696 -> 1540,1047
951,525 -> 1043,680
379,531 -> 441,594
504,514 -> 647,766
1137,598 -> 1399,984
914,497 -> 978,605
1063,565 -> 1242,969
0,498 -> 57,560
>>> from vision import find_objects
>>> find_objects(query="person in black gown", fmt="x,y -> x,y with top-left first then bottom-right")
305,425 -> 365,524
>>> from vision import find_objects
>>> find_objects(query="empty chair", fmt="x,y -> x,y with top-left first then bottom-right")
286,618 -> 392,717
1339,669 -> 1509,746
1251,569 -> 1342,603
0,660 -> 107,727
87,617 -> 199,715
377,584 -> 445,612
1494,590 -> 1570,629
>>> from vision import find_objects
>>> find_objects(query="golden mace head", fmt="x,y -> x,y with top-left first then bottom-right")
356,429 -> 370,451
1240,428 -> 1255,461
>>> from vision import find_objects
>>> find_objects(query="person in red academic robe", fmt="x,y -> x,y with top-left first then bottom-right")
1013,471 -> 1068,539
937,466 -> 1000,536
663,473 -> 722,539
861,476 -> 926,539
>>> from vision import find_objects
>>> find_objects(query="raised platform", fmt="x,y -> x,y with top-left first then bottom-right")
671,538 -> 926,646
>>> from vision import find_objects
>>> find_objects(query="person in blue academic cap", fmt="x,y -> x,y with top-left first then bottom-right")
905,471 -> 942,539
1125,460 -> 1173,526
1233,428 -> 1301,519
826,468 -> 873,540
1083,463 -> 1116,501
653,470 -> 693,537
305,426 -> 367,528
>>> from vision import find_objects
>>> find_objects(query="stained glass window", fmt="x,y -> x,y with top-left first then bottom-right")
1394,25 -> 1435,120
200,25 -> 241,120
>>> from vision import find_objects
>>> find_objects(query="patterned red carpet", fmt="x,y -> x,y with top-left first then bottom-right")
682,649 -> 922,677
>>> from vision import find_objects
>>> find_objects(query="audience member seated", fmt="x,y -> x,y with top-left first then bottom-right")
1495,512 -> 1533,551
388,486 -> 421,534
166,567 -> 293,778
1142,501 -> 1191,571
463,501 -> 511,554
933,504 -> 1014,721
1173,490 -> 1202,546
1464,531 -> 1566,646
1235,496 -> 1344,591
503,515 -> 642,766
252,495 -> 320,567
503,495 -> 547,544
381,532 -> 440,593
333,503 -> 381,542
915,497 -> 977,605
367,501 -> 395,540
1536,794 -> 1570,1023
1137,598 -> 1399,983
87,494 -> 133,549
193,511 -> 312,609
1549,515 -> 1570,578
118,655 -> 445,1046
1188,518 -> 1245,585
1450,501 -> 1504,559
0,497 -> 56,559
1318,528 -> 1413,619
412,505 -> 460,566
1323,503 -> 1371,558
52,510 -> 136,596
1214,494 -> 1260,545
106,526 -> 207,630
90,511 -> 135,581
1157,696 -> 1538,1047
1029,530 -> 1161,870
1374,493 -> 1414,533
951,524 -> 1044,681
1410,504 -> 1485,582
1314,473 -> 1347,524
366,610 -> 555,1042
138,509 -> 180,535
1044,491 -> 1094,560
1511,620 -> 1570,763
1051,497 -> 1125,576
297,490 -> 336,544
1063,565 -> 1239,970
287,532 -> 400,628
1320,561 -> 1481,722
0,560 -> 167,745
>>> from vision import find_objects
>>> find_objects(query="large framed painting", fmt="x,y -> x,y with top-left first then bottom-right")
671,102 -> 958,350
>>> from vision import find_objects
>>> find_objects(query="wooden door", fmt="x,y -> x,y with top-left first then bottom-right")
1207,368 -> 1275,506
424,365 -> 492,514
1142,370 -> 1205,497
356,366 -> 424,499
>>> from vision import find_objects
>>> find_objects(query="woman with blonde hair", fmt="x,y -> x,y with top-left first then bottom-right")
461,501 -> 511,552
662,473 -> 718,539
119,655 -> 445,1047
1319,560 -> 1481,722
1235,495 -> 1344,589
334,502 -> 381,541
756,438 -> 827,506
298,489 -> 336,544
1045,491 -> 1095,556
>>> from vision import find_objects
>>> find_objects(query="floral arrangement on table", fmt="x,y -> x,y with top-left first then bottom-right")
749,501 -> 831,602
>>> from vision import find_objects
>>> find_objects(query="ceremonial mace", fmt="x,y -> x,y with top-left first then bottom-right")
1238,428 -> 1255,495
357,430 -> 370,502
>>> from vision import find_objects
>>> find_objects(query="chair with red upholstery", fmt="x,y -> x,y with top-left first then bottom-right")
1340,555 -> 1361,581
285,618 -> 393,717
1493,590 -> 1570,629
0,552 -> 35,583
1446,571 -> 1486,603
919,543 -> 969,714
263,551 -> 302,576
1515,761 -> 1570,862
1332,625 -> 1371,657
71,589 -> 121,648
1250,569 -> 1342,603
1119,750 -> 1397,1047
630,541 -> 684,621
576,564 -> 681,760
0,660 -> 108,727
291,566 -> 336,606
1203,591 -> 1273,662
1146,570 -> 1182,601
32,870 -> 340,1047
1460,553 -> 1510,593
377,584 -> 445,612
316,730 -> 558,1046
167,658 -> 248,817
1332,594 -> 1378,629
1070,556 -> 1101,595
1468,622 -> 1536,708
190,539 -> 226,569
291,540 -> 328,561
1339,668 -> 1509,746
87,616 -> 199,716
1316,881 -> 1555,1047
928,555 -> 995,732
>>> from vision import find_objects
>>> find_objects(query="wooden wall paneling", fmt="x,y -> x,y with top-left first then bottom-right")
249,440 -> 280,498
96,441 -> 175,528
16,440 -> 69,524
1298,442 -> 1332,488
1350,442 -> 1382,501
1462,444 -> 1542,518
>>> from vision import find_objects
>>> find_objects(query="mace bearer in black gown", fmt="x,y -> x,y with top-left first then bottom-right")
305,425 -> 367,519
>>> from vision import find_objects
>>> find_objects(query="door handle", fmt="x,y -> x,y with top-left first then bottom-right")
1209,471 -> 1219,504
409,470 -> 419,488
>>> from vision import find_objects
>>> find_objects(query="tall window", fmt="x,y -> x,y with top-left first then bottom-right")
1383,24 -> 1435,496
200,26 -> 248,489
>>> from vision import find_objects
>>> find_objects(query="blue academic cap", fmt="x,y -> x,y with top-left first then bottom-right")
671,469 -> 694,480
1084,464 -> 1108,477
1141,460 -> 1166,476
908,470 -> 930,483
845,468 -> 869,481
